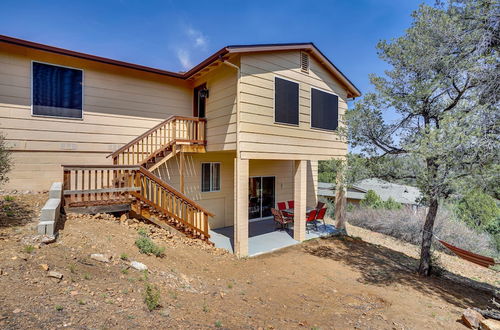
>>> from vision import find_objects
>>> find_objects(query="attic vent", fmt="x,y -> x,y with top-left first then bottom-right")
300,52 -> 309,73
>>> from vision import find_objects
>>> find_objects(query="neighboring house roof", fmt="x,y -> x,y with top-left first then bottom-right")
318,179 -> 421,205
355,178 -> 421,205
318,182 -> 366,200
0,35 -> 361,98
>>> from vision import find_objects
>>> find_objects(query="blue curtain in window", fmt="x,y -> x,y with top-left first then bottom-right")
32,62 -> 83,118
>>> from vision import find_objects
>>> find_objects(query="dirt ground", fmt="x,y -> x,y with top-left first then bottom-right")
0,193 -> 497,329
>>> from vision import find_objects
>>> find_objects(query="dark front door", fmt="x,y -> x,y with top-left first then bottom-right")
193,83 -> 207,118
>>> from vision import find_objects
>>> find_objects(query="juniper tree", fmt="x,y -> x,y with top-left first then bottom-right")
347,1 -> 500,275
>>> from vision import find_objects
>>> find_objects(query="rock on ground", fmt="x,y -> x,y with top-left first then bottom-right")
47,271 -> 63,279
130,261 -> 148,271
480,319 -> 500,330
90,254 -> 111,263
463,308 -> 485,329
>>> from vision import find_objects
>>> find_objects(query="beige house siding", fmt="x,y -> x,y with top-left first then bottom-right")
193,64 -> 237,152
0,43 -> 192,190
154,155 -> 317,230
239,50 -> 348,161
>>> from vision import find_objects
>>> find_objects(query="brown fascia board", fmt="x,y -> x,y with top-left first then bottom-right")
0,35 -> 360,97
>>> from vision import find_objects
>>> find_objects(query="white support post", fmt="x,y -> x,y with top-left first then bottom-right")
234,157 -> 249,257
293,160 -> 307,242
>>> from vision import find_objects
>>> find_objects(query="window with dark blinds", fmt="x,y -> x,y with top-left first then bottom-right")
274,77 -> 299,125
311,88 -> 338,131
32,62 -> 83,119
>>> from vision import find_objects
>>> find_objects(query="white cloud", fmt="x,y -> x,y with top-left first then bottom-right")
186,27 -> 207,49
176,49 -> 192,70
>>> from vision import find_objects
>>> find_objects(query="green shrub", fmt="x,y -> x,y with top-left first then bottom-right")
454,189 -> 500,251
0,134 -> 12,186
384,197 -> 402,210
137,227 -> 149,237
360,190 -> 384,209
3,195 -> 14,202
135,236 -> 165,257
144,282 -> 161,311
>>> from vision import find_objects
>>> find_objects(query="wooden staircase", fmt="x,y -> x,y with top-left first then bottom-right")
62,116 -> 212,241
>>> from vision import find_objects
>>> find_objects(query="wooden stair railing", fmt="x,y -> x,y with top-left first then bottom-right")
62,165 -> 213,240
108,116 -> 206,166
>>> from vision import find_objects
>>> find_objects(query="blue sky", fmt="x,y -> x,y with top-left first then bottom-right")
1,0 -> 426,104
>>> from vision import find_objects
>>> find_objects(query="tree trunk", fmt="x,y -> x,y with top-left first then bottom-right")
335,166 -> 347,234
418,196 -> 439,276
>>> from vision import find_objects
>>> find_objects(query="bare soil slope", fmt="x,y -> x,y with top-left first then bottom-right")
0,194 -> 495,329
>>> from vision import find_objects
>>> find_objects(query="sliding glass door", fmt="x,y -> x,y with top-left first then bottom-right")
248,176 -> 275,220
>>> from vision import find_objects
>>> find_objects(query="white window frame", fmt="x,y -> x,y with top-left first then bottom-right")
273,75 -> 300,127
309,86 -> 339,132
31,60 -> 85,120
201,162 -> 221,193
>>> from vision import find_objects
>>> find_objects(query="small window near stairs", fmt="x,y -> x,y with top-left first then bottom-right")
201,162 -> 220,192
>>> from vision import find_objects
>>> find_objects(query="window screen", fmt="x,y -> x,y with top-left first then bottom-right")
311,88 -> 338,130
201,163 -> 220,192
32,62 -> 83,119
274,77 -> 299,125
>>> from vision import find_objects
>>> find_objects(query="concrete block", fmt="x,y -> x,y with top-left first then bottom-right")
48,182 -> 63,199
40,198 -> 61,222
38,221 -> 55,236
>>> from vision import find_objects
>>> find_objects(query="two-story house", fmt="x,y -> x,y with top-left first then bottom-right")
0,35 -> 360,256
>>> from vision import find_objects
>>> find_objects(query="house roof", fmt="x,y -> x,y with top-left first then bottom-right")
355,179 -> 421,205
318,179 -> 421,205
0,35 -> 361,98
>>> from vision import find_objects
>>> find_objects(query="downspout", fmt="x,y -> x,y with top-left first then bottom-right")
220,57 -> 241,159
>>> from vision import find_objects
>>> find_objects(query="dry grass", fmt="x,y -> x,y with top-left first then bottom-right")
347,206 -> 499,259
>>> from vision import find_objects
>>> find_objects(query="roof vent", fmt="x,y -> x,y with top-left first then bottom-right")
300,52 -> 309,73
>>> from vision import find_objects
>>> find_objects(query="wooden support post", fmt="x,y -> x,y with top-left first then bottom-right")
179,148 -> 185,194
234,157 -> 249,257
293,160 -> 307,242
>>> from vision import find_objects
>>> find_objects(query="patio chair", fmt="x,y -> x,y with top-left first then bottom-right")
305,209 -> 318,233
315,201 -> 325,210
271,208 -> 293,231
315,207 -> 327,228
277,202 -> 292,217
287,200 -> 294,209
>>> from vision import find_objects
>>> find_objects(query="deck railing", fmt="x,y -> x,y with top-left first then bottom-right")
108,116 -> 206,166
62,165 -> 212,239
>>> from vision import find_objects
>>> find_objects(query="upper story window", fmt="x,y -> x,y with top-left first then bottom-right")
32,62 -> 83,119
201,162 -> 220,192
274,77 -> 299,125
311,88 -> 339,131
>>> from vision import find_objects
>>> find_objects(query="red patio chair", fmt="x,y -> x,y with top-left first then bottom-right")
315,208 -> 327,227
315,201 -> 325,210
271,208 -> 293,231
306,209 -> 318,233
277,202 -> 292,217
287,200 -> 294,209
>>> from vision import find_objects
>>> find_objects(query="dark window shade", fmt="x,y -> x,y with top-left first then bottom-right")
201,163 -> 220,192
32,62 -> 83,118
311,89 -> 338,131
274,77 -> 299,125
201,163 -> 211,192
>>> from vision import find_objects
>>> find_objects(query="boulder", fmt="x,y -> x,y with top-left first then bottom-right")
480,319 -> 500,330
39,264 -> 49,271
130,261 -> 148,271
463,308 -> 485,329
90,254 -> 111,263
119,214 -> 128,222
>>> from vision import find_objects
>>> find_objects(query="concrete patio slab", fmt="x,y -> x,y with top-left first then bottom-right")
210,219 -> 340,257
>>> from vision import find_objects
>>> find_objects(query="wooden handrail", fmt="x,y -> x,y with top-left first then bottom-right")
138,167 -> 214,216
108,115 -> 207,160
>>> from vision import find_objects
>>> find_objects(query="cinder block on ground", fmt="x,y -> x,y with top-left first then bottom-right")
48,182 -> 63,199
38,221 -> 55,236
40,198 -> 61,222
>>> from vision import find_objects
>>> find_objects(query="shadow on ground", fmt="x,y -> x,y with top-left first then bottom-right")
0,199 -> 35,228
303,236 -> 495,310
